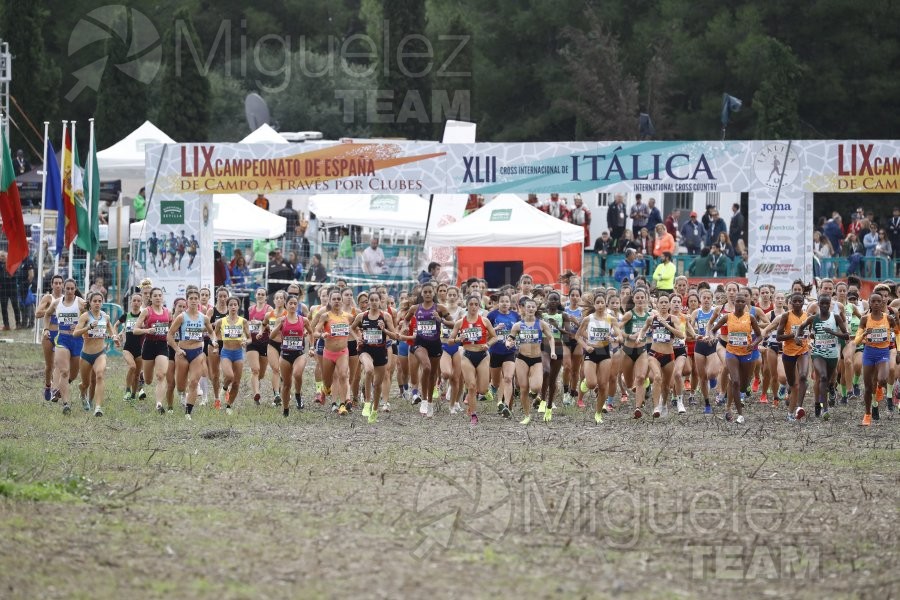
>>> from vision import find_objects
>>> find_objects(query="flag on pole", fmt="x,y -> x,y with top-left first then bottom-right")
61,127 -> 79,248
0,121 -> 28,274
721,93 -> 743,126
43,140 -> 64,256
76,123 -> 99,255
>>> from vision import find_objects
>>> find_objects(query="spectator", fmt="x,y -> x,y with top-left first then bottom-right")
813,231 -> 834,277
362,236 -> 387,275
253,238 -> 276,266
863,222 -> 879,256
268,250 -> 294,295
254,193 -> 270,211
293,257 -> 304,281
606,194 -> 628,245
593,231 -> 614,273
636,227 -> 653,257
704,208 -> 727,248
305,254 -> 328,301
89,276 -> 107,299
230,256 -> 251,291
616,229 -> 640,254
715,231 -> 735,259
680,211 -> 706,255
229,248 -> 244,271
849,215 -> 866,238
132,187 -> 147,222
652,252 -> 676,293
645,197 -> 663,234
629,194 -> 650,237
278,199 -> 300,238
841,232 -> 865,275
875,228 -> 892,278
92,251 -> 111,288
707,245 -> 726,277
664,209 -> 681,241
338,227 -> 354,259
214,250 -> 229,287
13,149 -> 31,175
736,251 -> 749,277
889,208 -> 900,259
0,251 -> 21,330
526,193 -> 540,208
728,203 -> 745,247
613,249 -> 644,284
418,261 -> 441,284
15,251 -> 35,328
701,204 -> 715,231
823,213 -> 844,253
569,194 -> 591,246
652,223 -> 675,258
306,212 -> 319,254
850,206 -> 864,226
542,193 -> 570,221
294,235 -> 312,267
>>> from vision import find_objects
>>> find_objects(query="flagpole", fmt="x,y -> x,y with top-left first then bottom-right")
84,118 -> 95,294
61,121 -> 71,278
70,121 -> 78,282
34,121 -> 50,343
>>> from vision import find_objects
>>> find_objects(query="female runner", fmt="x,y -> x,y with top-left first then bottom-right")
438,286 -> 465,414
168,287 -> 217,420
315,289 -> 354,415
133,287 -> 171,415
341,288 -> 361,405
637,294 -> 686,418
448,294 -> 499,425
72,292 -> 119,415
47,279 -> 86,413
855,292 -> 896,425
797,294 -> 848,420
486,292 -> 520,416
34,274 -> 64,402
668,295 -> 696,414
619,288 -> 652,418
775,293 -> 812,421
759,291 -> 788,406
562,287 -> 585,407
246,287 -> 273,405
352,291 -> 402,423
264,290 -> 288,406
404,282 -> 455,418
506,297 -> 557,424
269,295 -> 311,417
541,291 -> 575,410
205,287 -> 230,409
118,293 -> 145,403
163,297 -> 187,412
218,297 -> 250,413
575,293 -> 621,423
706,291 -> 762,424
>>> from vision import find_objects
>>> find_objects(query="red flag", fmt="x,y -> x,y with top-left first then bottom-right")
0,127 -> 27,274
62,127 -> 78,248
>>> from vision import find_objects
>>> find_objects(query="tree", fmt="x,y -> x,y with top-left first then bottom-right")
0,0 -> 61,157
750,39 -> 803,139
94,11 -> 148,148
157,9 -> 211,142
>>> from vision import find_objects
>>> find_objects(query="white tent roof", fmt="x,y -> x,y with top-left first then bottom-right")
97,121 -> 176,181
308,194 -> 429,231
129,195 -> 285,241
240,124 -> 288,144
427,194 -> 584,247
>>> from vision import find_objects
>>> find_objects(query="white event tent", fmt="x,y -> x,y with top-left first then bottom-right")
308,193 -> 429,232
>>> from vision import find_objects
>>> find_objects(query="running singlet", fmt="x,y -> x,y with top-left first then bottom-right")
281,318 -> 306,351
145,307 -> 171,341
672,317 -> 686,349
586,314 -> 612,347
649,317 -> 674,344
623,310 -> 649,337
782,311 -> 809,356
220,317 -> 245,342
414,305 -> 440,341
325,312 -> 352,338
543,312 -> 563,341
564,306 -> 582,337
249,304 -> 271,342
862,313 -> 890,349
360,314 -> 387,347
846,305 -> 861,347
120,311 -> 141,334
441,307 -> 465,341
180,312 -> 205,342
517,320 -> 543,345
811,313 -> 839,359
487,309 -> 520,355
695,308 -> 714,337
86,312 -> 109,339
56,298 -> 81,334
460,315 -> 489,345
725,312 -> 753,356
267,309 -> 288,335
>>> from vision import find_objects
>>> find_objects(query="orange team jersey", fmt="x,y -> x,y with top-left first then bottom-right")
862,313 -> 891,349
324,311 -> 352,338
782,311 -> 810,356
266,308 -> 287,332
724,312 -> 753,356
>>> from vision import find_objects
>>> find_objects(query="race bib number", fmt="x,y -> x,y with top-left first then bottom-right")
154,322 -> 168,336
588,325 -> 609,343
58,314 -> 78,327
728,331 -> 749,347
651,329 -> 671,343
867,327 -> 888,344
184,326 -> 203,341
417,321 -> 437,336
283,335 -> 303,351
697,319 -> 709,336
125,320 -> 136,333
330,322 -> 350,338
518,328 -> 540,344
441,324 -> 452,338
249,322 -> 261,334
814,333 -> 836,350
462,327 -> 482,343
493,322 -> 507,335
88,325 -> 106,339
224,325 -> 242,339
363,328 -> 383,344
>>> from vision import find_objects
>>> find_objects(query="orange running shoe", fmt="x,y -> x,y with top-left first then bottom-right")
214,399 -> 221,410
684,378 -> 692,391
861,413 -> 872,426
752,377 -> 760,393
876,387 -> 885,402
759,393 -> 769,404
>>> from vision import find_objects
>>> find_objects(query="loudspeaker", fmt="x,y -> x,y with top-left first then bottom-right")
483,261 -> 524,289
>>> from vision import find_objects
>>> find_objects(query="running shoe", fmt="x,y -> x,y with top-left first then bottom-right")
81,393 -> 91,412
594,411 -> 603,424
576,397 -> 585,409
676,399 -> 686,415
861,413 -> 871,426
777,384 -> 788,399
94,406 -> 103,417
872,403 -> 880,421
715,393 -> 726,407
795,407 -> 806,420
123,391 -> 133,403
497,401 -> 505,415
368,411 -> 378,424
532,396 -> 541,410
852,384 -> 861,398
297,396 -> 304,410
684,378 -> 692,392
759,393 -> 768,404
876,387 -> 884,402
338,403 -> 348,416
314,391 -> 323,405
484,388 -> 494,403
580,379 -> 588,394
51,389 -> 60,403
137,388 -> 146,400
543,408 -> 552,422
362,402 -> 372,417
537,400 -> 547,414
167,408 -> 174,414
562,392 -> 573,407
827,389 -> 836,407
470,413 -> 478,425
520,415 -> 531,425
736,414 -> 745,424
185,413 -> 192,421
381,402 -> 391,413
331,402 -> 339,413
840,394 -> 848,405
725,411 -> 733,422
449,403 -> 459,415
787,414 -> 796,423
601,402 -> 611,414
501,404 -> 511,419
199,396 -> 208,407
661,403 -> 669,418
822,409 -> 831,421
814,402 -> 822,418
44,387 -> 51,402
752,377 -> 760,393
703,405 -> 712,415
412,393 -> 423,406
225,405 -> 233,415
283,408 -> 289,418
432,386 -> 440,400
633,407 -> 642,419
180,393 -> 187,408
254,393 -> 261,406
687,393 -> 697,406
652,405 -> 662,418
156,402 -> 165,415
419,399 -> 428,415
887,398 -> 896,413
426,401 -> 434,418
214,399 -> 221,410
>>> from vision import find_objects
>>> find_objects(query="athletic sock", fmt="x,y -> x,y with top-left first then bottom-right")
888,383 -> 894,396
186,403 -> 194,414
853,375 -> 860,385
709,378 -> 717,390
839,384 -> 846,395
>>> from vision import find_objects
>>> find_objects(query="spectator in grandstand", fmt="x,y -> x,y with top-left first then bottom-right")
823,213 -> 844,253
652,223 -> 676,258
214,251 -> 229,287
680,211 -> 705,255
715,231 -> 736,259
728,203 -> 745,247
254,193 -> 270,211
230,256 -> 251,291
889,207 -> 900,259
875,228 -> 893,259
813,231 -> 834,277
616,229 -> 640,254
606,194 -> 628,244
338,227 -> 354,260
645,197 -> 663,234
278,199 -> 300,238
704,209 -> 727,248
542,193 -> 570,221
863,221 -> 880,256
707,244 -> 726,278
736,250 -> 749,277
629,194 -> 650,237
569,194 -> 591,245
592,231 -> 614,274
664,209 -> 681,241
362,237 -> 387,275
651,251 -> 676,294
418,261 -> 441,284
841,232 -> 865,275
613,249 -> 644,284
701,204 -> 715,231
636,227 -> 653,257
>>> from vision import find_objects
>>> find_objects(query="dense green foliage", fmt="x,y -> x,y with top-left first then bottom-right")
157,9 -> 211,142
2,0 -> 898,152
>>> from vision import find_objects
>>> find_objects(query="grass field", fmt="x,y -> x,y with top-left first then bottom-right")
0,331 -> 898,599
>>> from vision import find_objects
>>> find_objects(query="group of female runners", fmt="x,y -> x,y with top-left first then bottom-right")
32,273 -> 895,427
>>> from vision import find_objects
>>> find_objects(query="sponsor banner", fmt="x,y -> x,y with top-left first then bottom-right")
804,141 -> 900,193
748,192 -> 813,290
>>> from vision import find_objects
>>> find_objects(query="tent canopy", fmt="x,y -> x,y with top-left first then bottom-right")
308,193 -> 429,231
97,121 -> 176,182
129,195 -> 285,241
427,194 -> 584,247
240,124 -> 289,144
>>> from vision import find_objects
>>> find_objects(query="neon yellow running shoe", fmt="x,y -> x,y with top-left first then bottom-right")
644,378 -> 651,388
367,411 -> 378,424
594,411 -> 603,424
538,400 -> 547,413
485,388 -> 494,403
432,386 -> 440,400
580,379 -> 588,393
543,407 -> 552,422
520,415 -> 531,425
362,402 -> 372,417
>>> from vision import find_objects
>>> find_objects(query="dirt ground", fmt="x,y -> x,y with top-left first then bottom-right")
0,332 -> 897,599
